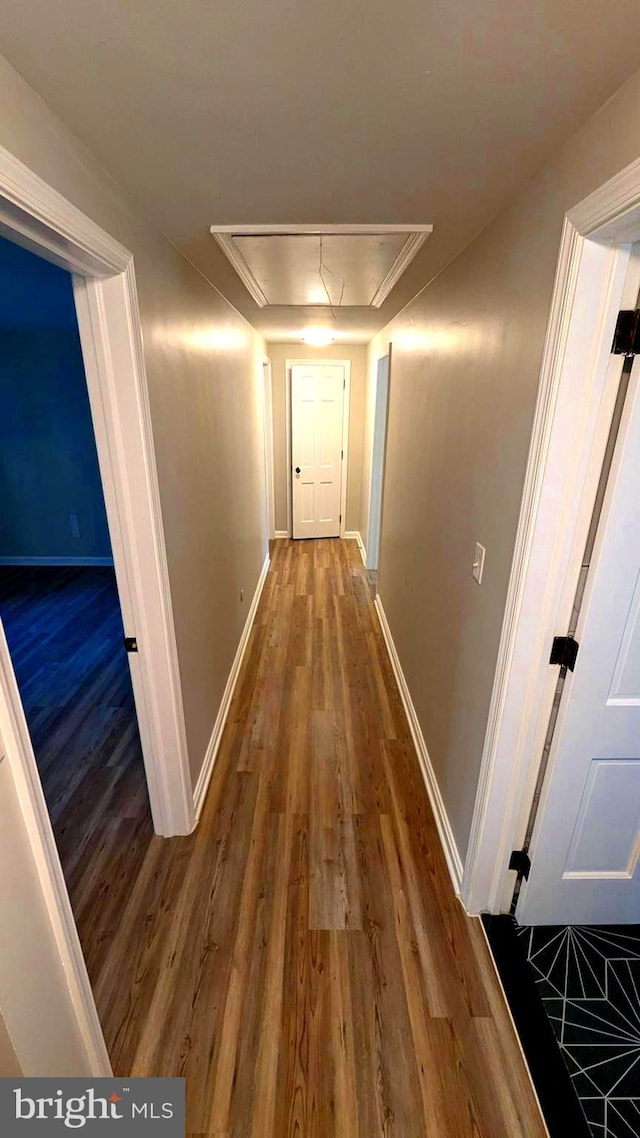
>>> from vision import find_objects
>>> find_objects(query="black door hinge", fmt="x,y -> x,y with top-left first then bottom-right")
124,636 -> 138,653
612,309 -> 640,356
549,634 -> 579,672
509,849 -> 531,880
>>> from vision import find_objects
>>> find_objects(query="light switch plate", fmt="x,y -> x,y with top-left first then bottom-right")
473,542 -> 485,585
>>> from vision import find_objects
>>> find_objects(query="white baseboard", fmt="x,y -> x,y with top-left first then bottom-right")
343,531 -> 367,565
193,553 -> 270,821
0,555 -> 114,567
374,594 -> 464,894
273,531 -> 289,539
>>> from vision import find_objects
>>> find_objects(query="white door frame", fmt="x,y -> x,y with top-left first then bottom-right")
0,144 -> 195,1072
462,155 -> 640,915
284,358 -> 351,538
262,356 -> 276,539
366,350 -> 391,572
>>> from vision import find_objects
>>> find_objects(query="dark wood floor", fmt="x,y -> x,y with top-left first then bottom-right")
0,565 -> 153,979
1,547 -> 546,1134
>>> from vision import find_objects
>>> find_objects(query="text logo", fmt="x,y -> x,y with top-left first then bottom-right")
0,1078 -> 184,1135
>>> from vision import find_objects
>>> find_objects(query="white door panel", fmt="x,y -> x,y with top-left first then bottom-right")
291,364 -> 344,539
518,358 -> 640,925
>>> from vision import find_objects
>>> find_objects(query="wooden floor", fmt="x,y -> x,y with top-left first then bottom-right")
0,565 -> 153,978
4,546 -> 546,1135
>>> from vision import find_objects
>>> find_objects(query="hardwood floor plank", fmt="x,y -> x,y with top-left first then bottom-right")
329,932 -> 359,1138
207,774 -> 271,1133
250,811 -> 294,1138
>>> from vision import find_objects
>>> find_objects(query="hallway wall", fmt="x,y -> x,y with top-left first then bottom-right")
267,343 -> 366,534
0,53 -> 267,788
362,63 -> 640,865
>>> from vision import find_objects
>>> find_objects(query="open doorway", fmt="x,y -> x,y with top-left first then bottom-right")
0,146 -> 193,1077
0,234 -> 153,980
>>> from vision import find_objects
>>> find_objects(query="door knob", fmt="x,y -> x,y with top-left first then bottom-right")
295,466 -> 301,474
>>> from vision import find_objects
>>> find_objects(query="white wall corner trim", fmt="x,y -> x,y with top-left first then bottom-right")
193,554 -> 270,820
374,594 -> 464,893
344,531 -> 367,565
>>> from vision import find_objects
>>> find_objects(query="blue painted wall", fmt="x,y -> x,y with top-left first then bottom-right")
0,236 -> 112,561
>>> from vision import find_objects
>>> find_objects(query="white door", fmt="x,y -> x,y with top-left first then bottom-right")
518,357 -> 640,925
291,363 -> 345,539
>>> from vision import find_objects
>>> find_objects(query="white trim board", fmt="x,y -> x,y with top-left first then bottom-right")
344,531 -> 367,565
262,357 -> 276,540
193,555 -> 270,820
461,153 -> 640,916
273,531 -> 289,539
0,556 -> 114,567
73,268 -> 193,840
285,358 -> 351,540
366,352 -> 391,573
374,593 -> 464,893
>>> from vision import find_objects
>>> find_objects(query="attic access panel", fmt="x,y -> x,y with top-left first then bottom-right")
210,227 -> 432,308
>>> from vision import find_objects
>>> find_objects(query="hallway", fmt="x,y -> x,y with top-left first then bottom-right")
93,539 -> 545,1135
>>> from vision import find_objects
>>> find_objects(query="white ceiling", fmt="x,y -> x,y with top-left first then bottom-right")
2,1 -> 640,342
214,230 -> 431,307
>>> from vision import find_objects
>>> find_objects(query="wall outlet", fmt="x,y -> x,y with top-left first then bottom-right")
472,542 -> 486,585
69,513 -> 80,540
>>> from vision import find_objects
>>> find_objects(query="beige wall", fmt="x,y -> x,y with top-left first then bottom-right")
267,344 -> 367,534
0,54 -> 267,786
362,65 -> 640,863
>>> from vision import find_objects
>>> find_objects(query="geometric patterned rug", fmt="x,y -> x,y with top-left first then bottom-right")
517,925 -> 640,1138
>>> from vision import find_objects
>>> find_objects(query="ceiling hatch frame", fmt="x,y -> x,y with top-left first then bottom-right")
209,224 -> 433,309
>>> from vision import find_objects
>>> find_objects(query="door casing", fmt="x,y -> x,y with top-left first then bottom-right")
262,356 -> 276,540
462,156 -> 640,916
366,351 -> 391,572
0,140 -> 194,1076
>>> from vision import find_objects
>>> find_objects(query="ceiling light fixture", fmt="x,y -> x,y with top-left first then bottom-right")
302,326 -> 335,347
